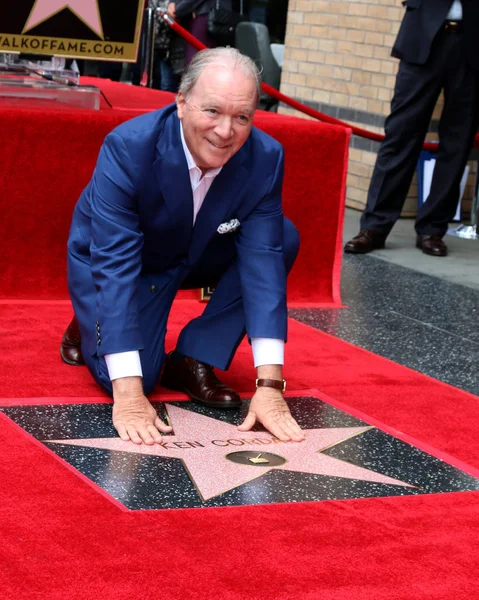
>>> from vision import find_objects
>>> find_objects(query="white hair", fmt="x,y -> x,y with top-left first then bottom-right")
179,47 -> 262,106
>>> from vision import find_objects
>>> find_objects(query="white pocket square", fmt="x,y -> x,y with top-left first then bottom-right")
217,218 -> 240,234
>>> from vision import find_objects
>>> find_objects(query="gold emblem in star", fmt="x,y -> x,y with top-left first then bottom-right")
248,453 -> 271,464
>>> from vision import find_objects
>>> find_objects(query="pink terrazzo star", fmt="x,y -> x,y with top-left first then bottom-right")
50,404 -> 414,501
23,0 -> 103,38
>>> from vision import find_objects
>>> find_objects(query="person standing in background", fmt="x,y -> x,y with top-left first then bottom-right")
169,1 -> 232,65
150,0 -> 182,91
344,0 -> 479,258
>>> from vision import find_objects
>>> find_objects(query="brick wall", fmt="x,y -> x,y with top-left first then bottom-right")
280,0 -> 475,218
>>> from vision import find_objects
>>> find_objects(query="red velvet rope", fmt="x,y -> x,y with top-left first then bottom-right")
162,15 -> 479,152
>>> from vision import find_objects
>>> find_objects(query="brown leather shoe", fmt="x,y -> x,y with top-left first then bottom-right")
60,316 -> 85,366
161,352 -> 241,409
416,235 -> 448,257
344,229 -> 387,254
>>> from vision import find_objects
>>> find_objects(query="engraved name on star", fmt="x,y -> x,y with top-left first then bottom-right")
49,404 -> 414,502
23,0 -> 104,39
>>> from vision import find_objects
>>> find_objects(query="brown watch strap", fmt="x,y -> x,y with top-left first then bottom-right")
256,378 -> 286,393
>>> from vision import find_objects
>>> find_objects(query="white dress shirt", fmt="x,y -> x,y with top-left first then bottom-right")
446,0 -> 463,20
105,124 -> 284,381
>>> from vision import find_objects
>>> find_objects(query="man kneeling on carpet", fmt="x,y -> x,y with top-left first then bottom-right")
61,48 -> 305,445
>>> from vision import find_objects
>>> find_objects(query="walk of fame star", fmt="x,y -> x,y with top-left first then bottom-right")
23,0 -> 104,39
48,404 -> 414,502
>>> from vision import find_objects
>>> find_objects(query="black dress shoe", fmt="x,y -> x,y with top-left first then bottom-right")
344,229 -> 387,254
161,352 -> 241,409
60,316 -> 85,366
416,235 -> 448,257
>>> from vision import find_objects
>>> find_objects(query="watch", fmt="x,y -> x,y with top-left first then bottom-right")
256,378 -> 286,393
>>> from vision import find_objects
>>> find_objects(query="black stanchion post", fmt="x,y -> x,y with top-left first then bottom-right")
140,7 -> 156,88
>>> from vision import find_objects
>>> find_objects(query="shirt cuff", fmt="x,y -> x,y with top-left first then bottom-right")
251,338 -> 284,367
104,351 -> 143,381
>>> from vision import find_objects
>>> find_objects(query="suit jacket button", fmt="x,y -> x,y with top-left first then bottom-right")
150,285 -> 157,293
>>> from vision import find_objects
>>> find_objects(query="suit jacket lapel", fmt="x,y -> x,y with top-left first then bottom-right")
188,148 -> 248,263
153,113 -> 194,233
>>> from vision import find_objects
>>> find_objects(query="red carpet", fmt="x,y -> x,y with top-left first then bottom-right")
1,300 -> 479,599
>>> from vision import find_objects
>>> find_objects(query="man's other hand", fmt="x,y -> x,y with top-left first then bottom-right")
112,377 -> 172,445
167,2 -> 176,18
238,387 -> 305,442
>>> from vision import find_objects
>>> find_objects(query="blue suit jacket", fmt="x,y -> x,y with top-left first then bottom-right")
392,0 -> 479,70
67,104 -> 287,356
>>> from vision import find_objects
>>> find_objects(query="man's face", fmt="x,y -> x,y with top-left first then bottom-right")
176,64 -> 256,172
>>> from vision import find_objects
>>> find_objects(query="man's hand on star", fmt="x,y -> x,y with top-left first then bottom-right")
112,377 -> 172,445
238,387 -> 306,442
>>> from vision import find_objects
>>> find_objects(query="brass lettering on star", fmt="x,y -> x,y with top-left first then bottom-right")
158,440 -> 205,449
211,438 -> 283,447
157,438 -> 284,450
